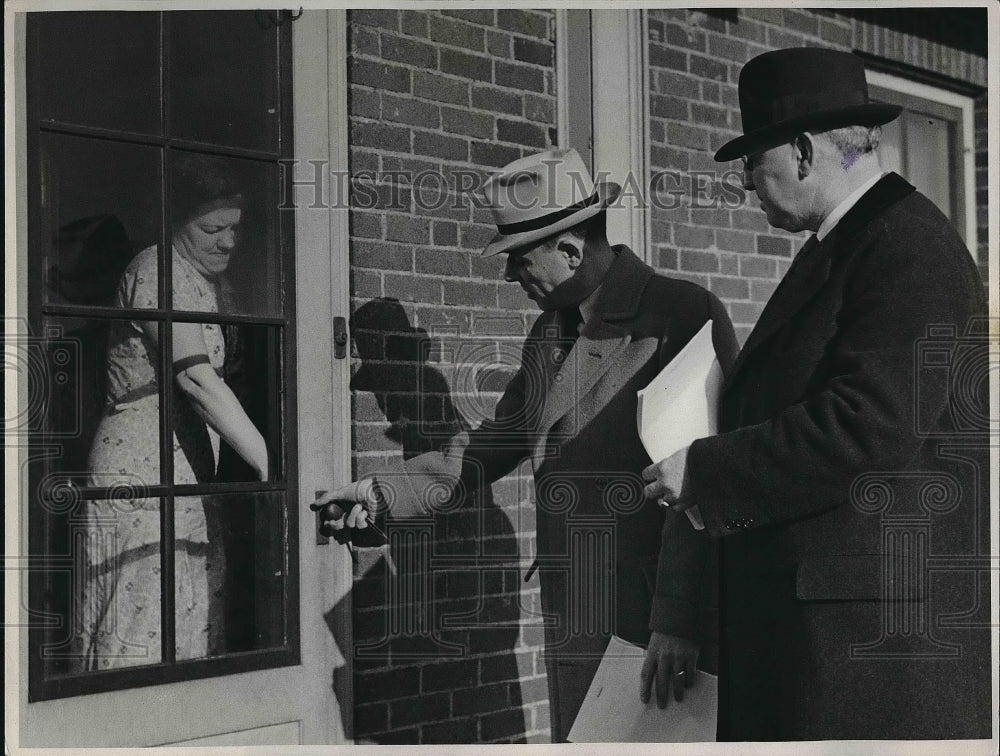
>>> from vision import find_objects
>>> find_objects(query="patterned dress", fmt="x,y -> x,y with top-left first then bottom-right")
77,245 -> 234,670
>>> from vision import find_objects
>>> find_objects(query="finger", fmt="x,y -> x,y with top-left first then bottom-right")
639,650 -> 656,704
655,654 -> 671,709
345,503 -> 367,529
641,463 -> 658,482
673,669 -> 685,702
684,657 -> 696,688
309,493 -> 332,511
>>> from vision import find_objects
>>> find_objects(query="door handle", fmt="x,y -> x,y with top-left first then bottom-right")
333,316 -> 348,359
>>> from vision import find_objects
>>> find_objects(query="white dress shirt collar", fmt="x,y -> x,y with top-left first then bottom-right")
816,172 -> 886,242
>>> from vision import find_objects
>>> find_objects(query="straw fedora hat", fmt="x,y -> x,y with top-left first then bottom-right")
714,48 -> 902,163
480,148 -> 621,257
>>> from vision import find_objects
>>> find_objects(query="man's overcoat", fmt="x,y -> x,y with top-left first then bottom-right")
687,173 -> 991,740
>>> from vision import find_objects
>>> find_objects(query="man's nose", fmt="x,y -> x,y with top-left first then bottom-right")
218,228 -> 237,249
503,255 -> 517,282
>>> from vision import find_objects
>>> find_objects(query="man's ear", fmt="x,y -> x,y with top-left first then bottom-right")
556,231 -> 585,270
794,133 -> 815,179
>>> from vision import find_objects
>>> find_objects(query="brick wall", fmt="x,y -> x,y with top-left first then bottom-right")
645,8 -> 988,343
346,7 -> 556,745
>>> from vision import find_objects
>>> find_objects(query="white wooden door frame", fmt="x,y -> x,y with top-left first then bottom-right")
5,7 -> 353,747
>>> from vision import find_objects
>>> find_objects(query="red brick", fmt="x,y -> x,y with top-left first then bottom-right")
452,680 -> 510,715
386,214 -> 430,244
421,658 -> 478,692
443,280 -> 497,307
350,25 -> 380,57
496,9 -> 548,39
471,141 -> 521,168
400,10 -> 428,38
479,708 -> 528,741
430,15 -> 485,52
350,86 -> 381,119
356,666 -> 420,701
487,30 -> 511,58
766,26 -> 808,50
690,101 -> 730,129
495,61 -> 544,93
656,246 -> 678,271
680,249 -> 719,273
532,702 -> 550,731
381,33 -> 437,68
381,94 -> 440,129
497,118 -> 546,148
513,37 -> 553,66
649,43 -> 687,71
432,221 -> 459,247
664,21 -> 706,51
689,53 -> 728,81
415,248 -> 468,276
819,18 -> 853,48
384,273 -> 442,303
716,228 -> 755,255
523,94 -> 554,124
413,71 -> 469,106
353,241 -> 413,271
350,148 -> 380,174
756,235 -> 792,257
783,9 -> 819,36
350,8 -> 399,31
730,301 -> 766,324
441,9 -> 495,26
742,7 -> 783,25
498,284 -> 532,310
751,279 -> 779,302
710,275 -> 750,300
656,69 -> 701,99
355,702 -> 389,734
650,94 -> 687,120
739,255 -> 776,279
349,58 -> 411,93
515,675 -> 549,704
440,49 -> 493,82
351,269 -> 382,298
390,692 -> 452,727
414,131 -> 469,162
719,252 -> 739,276
472,85 -> 522,116
675,224 -> 715,249
351,210 -> 382,239
667,122 -> 709,151
421,717 -> 478,744
441,107 -> 494,139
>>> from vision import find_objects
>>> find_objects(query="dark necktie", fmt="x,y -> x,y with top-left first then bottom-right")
561,306 -> 583,342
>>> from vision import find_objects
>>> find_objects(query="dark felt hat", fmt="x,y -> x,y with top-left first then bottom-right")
714,48 -> 902,162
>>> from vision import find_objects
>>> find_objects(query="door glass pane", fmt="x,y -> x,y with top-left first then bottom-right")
41,133 -> 161,308
167,151 -> 282,316
32,11 -> 161,134
173,323 -> 284,484
40,316 -> 163,487
167,11 -> 280,152
42,495 -> 164,675
176,491 -> 286,659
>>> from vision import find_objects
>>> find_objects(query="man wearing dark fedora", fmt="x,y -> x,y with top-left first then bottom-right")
643,47 -> 990,740
316,147 -> 739,742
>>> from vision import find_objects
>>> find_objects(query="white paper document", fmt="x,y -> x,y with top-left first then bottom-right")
567,635 -> 718,743
637,320 -> 723,530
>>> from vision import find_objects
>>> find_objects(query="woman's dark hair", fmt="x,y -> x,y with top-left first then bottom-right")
169,152 -> 243,227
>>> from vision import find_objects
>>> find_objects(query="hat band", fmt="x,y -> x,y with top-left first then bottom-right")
496,192 -> 600,236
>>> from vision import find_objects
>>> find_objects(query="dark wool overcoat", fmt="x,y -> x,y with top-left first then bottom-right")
382,246 -> 738,741
687,173 -> 991,740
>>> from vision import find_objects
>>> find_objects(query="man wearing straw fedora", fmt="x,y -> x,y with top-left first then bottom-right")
643,48 -> 990,740
316,147 -> 738,741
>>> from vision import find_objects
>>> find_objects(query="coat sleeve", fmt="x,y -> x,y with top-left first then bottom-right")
687,221 -> 985,536
375,340 -> 536,519
649,290 -> 737,639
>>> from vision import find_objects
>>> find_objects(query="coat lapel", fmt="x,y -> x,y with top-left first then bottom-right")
536,246 -> 652,436
724,173 -> 916,392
